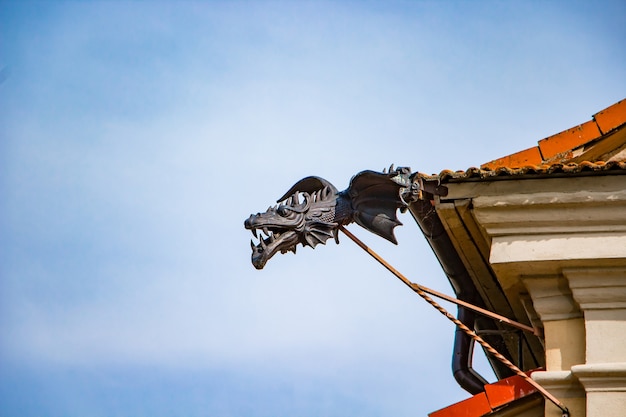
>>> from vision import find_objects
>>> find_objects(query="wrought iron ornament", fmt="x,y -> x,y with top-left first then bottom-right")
244,166 -> 420,269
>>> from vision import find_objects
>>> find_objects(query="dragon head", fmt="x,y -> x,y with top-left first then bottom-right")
244,177 -> 342,269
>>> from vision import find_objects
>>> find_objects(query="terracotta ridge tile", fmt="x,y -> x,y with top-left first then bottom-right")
593,98 -> 626,134
480,146 -> 542,170
538,120 -> 601,160
481,98 -> 625,169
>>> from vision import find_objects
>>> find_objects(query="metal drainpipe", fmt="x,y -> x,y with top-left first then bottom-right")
454,307 -> 488,394
410,199 -> 505,394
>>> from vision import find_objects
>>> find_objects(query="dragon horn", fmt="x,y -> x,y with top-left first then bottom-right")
290,192 -> 311,213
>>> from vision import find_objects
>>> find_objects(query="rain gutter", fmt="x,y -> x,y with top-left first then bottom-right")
409,198 -> 514,394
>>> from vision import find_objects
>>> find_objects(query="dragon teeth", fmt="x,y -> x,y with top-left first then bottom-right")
248,226 -> 278,250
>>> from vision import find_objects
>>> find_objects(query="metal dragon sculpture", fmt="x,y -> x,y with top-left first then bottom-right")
244,166 -> 420,269
243,166 -> 525,405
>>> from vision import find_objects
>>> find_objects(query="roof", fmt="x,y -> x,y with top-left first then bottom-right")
423,98 -> 626,185
417,98 -> 626,416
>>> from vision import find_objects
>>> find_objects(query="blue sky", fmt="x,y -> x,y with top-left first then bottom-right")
1,1 -> 625,416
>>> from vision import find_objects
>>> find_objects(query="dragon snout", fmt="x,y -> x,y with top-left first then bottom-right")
244,215 -> 254,229
244,214 -> 262,230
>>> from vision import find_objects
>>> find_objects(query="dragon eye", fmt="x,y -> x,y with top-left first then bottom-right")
277,205 -> 291,216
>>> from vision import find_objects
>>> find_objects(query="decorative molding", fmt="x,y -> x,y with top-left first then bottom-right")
490,233 -> 626,264
473,188 -> 626,237
531,370 -> 585,398
522,276 -> 581,321
564,268 -> 626,310
571,363 -> 626,392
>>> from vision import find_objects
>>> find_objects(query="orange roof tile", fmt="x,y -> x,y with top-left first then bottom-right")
428,372 -> 541,417
594,98 -> 626,134
481,98 -> 626,170
484,373 -> 537,409
481,147 -> 542,171
538,120 -> 601,160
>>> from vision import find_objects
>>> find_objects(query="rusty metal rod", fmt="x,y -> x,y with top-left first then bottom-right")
339,225 -> 569,416
338,226 -> 539,337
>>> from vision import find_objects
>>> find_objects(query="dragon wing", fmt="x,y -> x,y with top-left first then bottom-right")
346,170 -> 409,244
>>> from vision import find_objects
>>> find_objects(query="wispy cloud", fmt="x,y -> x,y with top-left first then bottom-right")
1,1 -> 625,415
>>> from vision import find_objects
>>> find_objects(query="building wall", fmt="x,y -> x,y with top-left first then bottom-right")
436,173 -> 626,417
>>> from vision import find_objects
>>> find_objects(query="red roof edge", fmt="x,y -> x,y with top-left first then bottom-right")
538,120 -> 601,160
481,146 -> 542,171
428,370 -> 541,417
480,98 -> 626,170
428,392 -> 492,417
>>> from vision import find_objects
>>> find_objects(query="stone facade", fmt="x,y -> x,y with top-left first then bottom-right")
432,172 -> 626,416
